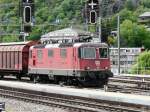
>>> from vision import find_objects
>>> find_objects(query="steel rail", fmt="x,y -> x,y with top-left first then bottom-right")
107,77 -> 150,96
109,78 -> 150,85
108,83 -> 150,94
0,86 -> 146,112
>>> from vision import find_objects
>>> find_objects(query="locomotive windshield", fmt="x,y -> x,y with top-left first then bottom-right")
99,48 -> 108,58
79,47 -> 96,59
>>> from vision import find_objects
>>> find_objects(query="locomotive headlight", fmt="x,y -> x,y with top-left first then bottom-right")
104,67 -> 108,70
85,66 -> 90,70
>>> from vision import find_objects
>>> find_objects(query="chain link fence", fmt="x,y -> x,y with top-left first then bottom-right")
130,67 -> 150,75
111,66 -> 150,75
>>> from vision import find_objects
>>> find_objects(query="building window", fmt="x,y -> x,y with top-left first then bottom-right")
48,49 -> 53,57
126,49 -> 130,52
120,61 -> 124,65
60,49 -> 67,58
37,50 -> 43,59
128,61 -> 132,64
112,61 -> 115,65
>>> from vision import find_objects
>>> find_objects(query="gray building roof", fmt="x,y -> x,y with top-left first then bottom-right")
139,12 -> 150,18
41,28 -> 92,42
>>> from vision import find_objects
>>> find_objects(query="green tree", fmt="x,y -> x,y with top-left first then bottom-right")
0,0 -> 84,42
2,36 -> 19,42
125,0 -> 139,11
107,36 -> 116,46
131,51 -> 150,74
140,0 -> 150,8
120,20 -> 150,49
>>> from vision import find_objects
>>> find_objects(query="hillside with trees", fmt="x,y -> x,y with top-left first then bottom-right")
108,0 -> 150,49
0,0 -> 150,49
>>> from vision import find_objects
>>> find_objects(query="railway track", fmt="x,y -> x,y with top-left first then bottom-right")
0,86 -> 148,112
107,76 -> 150,95
2,75 -> 150,95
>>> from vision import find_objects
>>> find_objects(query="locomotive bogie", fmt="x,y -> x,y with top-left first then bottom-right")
73,70 -> 113,86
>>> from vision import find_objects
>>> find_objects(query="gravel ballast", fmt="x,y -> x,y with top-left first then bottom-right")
0,97 -> 68,112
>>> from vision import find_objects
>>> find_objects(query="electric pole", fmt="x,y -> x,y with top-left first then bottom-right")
98,17 -> 101,43
117,15 -> 120,75
98,0 -> 102,43
85,3 -> 88,31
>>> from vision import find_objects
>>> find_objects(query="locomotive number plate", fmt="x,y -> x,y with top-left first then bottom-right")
95,61 -> 100,66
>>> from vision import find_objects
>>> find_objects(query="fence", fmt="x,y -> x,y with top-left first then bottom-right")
111,67 -> 150,75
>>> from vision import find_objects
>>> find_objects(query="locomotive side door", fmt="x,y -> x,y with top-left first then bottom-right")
72,48 -> 75,70
73,47 -> 78,71
28,49 -> 37,75
32,54 -> 36,66
31,50 -> 36,67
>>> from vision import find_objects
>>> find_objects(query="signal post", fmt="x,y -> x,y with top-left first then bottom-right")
20,0 -> 34,41
84,0 -> 101,42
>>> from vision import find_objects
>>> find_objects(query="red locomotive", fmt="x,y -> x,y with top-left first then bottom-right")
0,41 -> 113,86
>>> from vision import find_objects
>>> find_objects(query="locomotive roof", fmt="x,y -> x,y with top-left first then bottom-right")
32,42 -> 108,49
41,28 -> 91,39
73,42 -> 108,47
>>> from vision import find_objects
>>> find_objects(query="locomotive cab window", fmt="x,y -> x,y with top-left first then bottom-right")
79,47 -> 96,59
48,49 -> 53,57
37,50 -> 43,59
60,49 -> 67,58
99,48 -> 108,58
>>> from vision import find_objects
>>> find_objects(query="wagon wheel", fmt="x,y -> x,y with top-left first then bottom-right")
0,75 -> 4,80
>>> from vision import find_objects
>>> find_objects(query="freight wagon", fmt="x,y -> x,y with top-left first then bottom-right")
0,41 -> 39,79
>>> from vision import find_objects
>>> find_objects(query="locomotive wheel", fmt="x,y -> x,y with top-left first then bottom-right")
16,75 -> 21,80
59,81 -> 65,87
33,75 -> 39,83
29,75 -> 34,81
54,76 -> 59,84
33,76 -> 37,83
